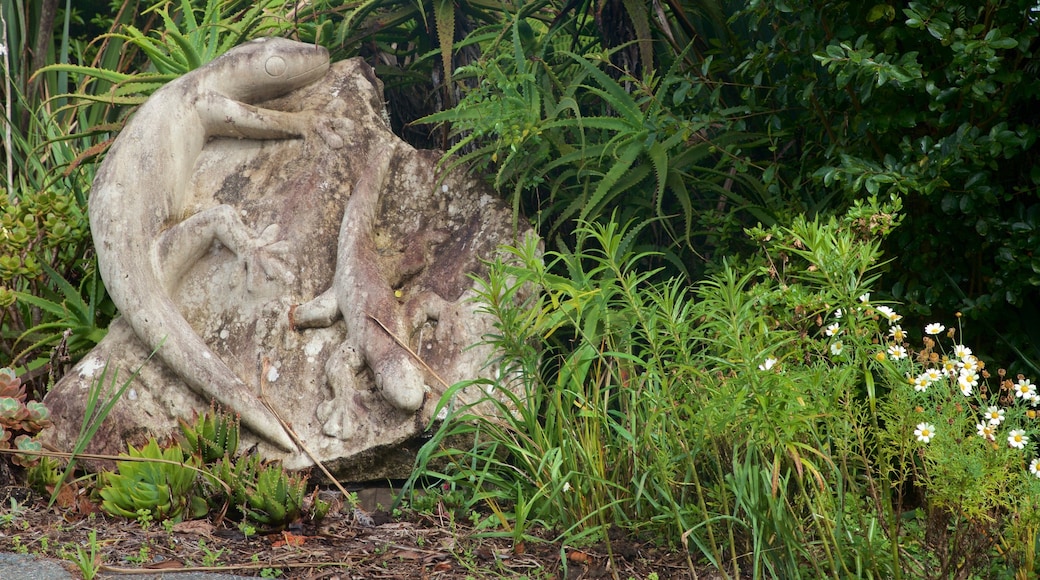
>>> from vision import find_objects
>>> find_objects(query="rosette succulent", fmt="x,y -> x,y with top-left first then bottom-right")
0,367 -> 52,466
99,439 -> 207,523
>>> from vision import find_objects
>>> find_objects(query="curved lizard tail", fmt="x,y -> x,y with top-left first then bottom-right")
124,292 -> 297,452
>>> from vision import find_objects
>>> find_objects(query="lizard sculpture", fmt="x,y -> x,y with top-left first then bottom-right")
291,143 -> 446,430
90,37 -> 336,451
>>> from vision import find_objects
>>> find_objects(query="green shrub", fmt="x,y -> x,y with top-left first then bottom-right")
412,194 -> 1040,578
0,110 -> 109,375
422,14 -> 775,281
730,0 -> 1040,372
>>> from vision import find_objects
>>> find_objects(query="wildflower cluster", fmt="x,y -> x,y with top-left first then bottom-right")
862,302 -> 1040,478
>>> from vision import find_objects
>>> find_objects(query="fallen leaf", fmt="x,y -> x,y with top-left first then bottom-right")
474,548 -> 495,561
568,550 -> 590,564
76,493 -> 96,517
432,561 -> 452,572
172,519 -> 214,535
50,484 -> 76,509
271,531 -> 306,548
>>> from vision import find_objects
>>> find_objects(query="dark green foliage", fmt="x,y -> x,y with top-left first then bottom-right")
728,0 -> 1040,371
405,0 -> 1040,370
301,0 -> 550,148
423,15 -> 776,280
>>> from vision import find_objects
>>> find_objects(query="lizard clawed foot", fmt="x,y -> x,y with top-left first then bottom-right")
315,117 -> 355,150
317,398 -> 355,440
244,224 -> 296,290
317,343 -> 365,440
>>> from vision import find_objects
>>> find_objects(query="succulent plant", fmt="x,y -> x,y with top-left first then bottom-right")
0,367 -> 52,466
0,368 -> 26,399
241,462 -> 307,529
202,451 -> 306,530
100,408 -> 312,529
179,405 -> 240,464
200,449 -> 258,514
0,397 -> 28,422
98,439 -> 207,523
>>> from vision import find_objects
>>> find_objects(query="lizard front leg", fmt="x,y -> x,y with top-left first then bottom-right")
196,91 -> 354,149
157,205 -> 293,293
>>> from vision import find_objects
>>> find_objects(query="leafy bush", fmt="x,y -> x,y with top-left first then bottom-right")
1,74 -> 111,377
407,0 -> 1040,371
729,0 -> 1040,371
423,16 -> 776,281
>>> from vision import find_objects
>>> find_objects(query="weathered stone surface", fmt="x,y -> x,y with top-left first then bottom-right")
42,42 -> 532,480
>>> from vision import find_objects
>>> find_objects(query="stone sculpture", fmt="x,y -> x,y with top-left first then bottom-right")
87,37 -> 335,452
42,38 -> 533,480
291,141 -> 442,429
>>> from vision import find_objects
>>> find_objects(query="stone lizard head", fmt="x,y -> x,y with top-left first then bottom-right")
208,37 -> 330,101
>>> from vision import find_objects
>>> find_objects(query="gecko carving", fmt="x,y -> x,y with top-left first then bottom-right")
88,37 -> 339,451
43,51 -> 535,480
291,143 -> 447,437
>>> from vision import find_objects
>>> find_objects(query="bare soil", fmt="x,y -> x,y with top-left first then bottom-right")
0,484 -> 712,579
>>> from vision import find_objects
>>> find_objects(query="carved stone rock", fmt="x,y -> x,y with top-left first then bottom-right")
42,43 -> 532,481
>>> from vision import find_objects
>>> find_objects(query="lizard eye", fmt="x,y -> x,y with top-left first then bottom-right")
265,56 -> 287,77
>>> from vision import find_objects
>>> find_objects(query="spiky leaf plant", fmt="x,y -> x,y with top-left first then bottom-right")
199,448 -> 259,514
179,404 -> 240,464
200,451 -> 305,529
241,463 -> 307,529
98,439 -> 207,523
